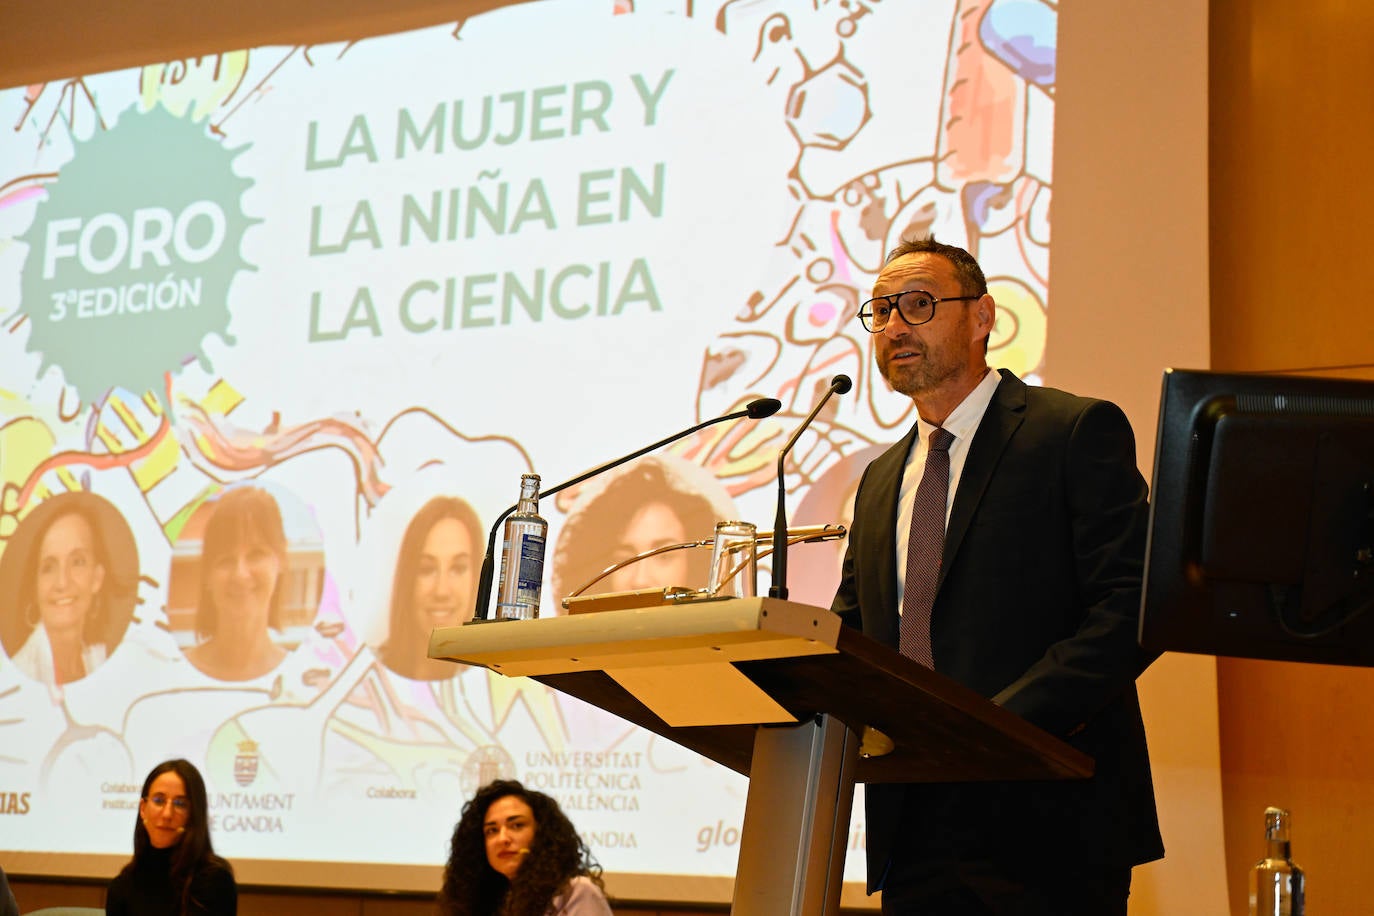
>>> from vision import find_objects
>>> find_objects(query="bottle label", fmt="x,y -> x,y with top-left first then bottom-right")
514,533 -> 546,598
496,530 -> 545,620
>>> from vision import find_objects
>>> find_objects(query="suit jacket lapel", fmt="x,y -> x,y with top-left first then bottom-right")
866,424 -> 919,645
939,369 -> 1027,589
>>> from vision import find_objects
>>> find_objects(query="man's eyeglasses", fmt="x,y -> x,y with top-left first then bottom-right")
858,290 -> 981,333
145,793 -> 191,813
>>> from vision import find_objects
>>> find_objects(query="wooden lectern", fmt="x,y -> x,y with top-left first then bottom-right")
429,598 -> 1092,915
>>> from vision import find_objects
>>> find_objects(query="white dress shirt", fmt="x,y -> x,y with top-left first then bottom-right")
895,368 -> 1001,614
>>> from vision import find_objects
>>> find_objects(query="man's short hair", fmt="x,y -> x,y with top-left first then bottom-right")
885,235 -> 988,298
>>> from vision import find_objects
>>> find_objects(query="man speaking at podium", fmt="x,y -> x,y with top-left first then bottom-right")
832,236 -> 1163,914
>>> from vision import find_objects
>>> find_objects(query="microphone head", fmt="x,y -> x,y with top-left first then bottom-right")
746,397 -> 783,419
831,374 -> 853,395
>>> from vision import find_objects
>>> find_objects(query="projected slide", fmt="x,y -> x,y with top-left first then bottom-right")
0,0 -> 1057,892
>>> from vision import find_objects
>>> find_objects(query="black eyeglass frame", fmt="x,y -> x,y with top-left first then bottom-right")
858,290 -> 982,332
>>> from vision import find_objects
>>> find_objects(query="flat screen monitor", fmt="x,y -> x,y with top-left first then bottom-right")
1140,368 -> 1374,666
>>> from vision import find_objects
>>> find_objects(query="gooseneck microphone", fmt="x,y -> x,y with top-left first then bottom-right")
768,375 -> 852,600
472,396 -> 783,620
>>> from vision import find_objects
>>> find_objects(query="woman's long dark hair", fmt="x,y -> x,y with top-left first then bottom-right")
436,779 -> 605,916
122,759 -> 232,914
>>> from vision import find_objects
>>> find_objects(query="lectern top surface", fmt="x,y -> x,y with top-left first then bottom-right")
428,597 -> 841,677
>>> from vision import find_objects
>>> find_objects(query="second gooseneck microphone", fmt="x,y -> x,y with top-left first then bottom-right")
768,374 -> 852,600
472,396 -> 783,620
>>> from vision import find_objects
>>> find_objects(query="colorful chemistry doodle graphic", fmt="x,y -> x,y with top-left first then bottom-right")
0,0 -> 1057,882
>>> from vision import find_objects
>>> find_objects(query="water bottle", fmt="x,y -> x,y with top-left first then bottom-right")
1250,805 -> 1305,916
495,474 -> 547,620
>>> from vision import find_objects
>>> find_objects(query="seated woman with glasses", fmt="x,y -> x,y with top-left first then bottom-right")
106,759 -> 237,916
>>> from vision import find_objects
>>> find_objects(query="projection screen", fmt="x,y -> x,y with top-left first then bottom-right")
0,0 -> 1058,903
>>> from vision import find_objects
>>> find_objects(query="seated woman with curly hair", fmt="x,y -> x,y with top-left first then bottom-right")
438,779 -> 612,916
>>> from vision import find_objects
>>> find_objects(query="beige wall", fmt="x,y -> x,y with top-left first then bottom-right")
1049,4 -> 1374,913
1051,2 -> 1222,914
1209,1 -> 1374,914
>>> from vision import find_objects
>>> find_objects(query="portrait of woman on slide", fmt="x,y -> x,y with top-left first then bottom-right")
376,495 -> 484,681
551,456 -> 726,605
4,491 -> 135,688
183,486 -> 291,682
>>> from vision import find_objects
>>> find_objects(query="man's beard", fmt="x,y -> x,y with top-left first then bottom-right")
878,339 -> 965,398
882,355 -> 957,397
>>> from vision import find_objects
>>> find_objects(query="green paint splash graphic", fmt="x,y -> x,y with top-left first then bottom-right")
19,104 -> 255,405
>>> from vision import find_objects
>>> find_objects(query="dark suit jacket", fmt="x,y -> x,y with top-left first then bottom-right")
831,369 -> 1164,891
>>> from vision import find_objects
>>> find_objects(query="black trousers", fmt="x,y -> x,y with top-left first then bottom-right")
879,855 -> 1132,916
